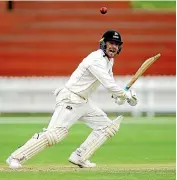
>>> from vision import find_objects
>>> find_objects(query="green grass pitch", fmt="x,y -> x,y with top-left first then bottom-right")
131,1 -> 176,10
0,116 -> 175,180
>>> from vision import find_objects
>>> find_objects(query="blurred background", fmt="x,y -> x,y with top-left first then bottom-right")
0,1 -> 176,117
0,2 -> 176,178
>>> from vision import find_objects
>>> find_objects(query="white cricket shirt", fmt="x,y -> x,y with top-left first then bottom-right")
65,49 -> 124,99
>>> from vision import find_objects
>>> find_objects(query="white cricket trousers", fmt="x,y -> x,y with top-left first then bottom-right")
48,88 -> 112,130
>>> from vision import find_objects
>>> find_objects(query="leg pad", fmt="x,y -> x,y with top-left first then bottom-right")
76,116 -> 123,161
11,127 -> 68,163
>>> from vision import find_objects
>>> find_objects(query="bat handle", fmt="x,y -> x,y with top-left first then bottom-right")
124,86 -> 130,91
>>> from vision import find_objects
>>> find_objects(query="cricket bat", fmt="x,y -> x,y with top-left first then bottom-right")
125,53 -> 161,91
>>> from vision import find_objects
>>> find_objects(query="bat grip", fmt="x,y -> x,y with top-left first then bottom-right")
124,86 -> 130,91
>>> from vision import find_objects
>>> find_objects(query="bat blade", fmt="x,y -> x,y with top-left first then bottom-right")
125,53 -> 161,90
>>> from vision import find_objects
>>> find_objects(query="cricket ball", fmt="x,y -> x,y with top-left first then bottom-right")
100,7 -> 107,14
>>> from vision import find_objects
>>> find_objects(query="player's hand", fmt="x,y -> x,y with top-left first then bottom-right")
126,90 -> 138,106
112,89 -> 127,105
114,97 -> 126,105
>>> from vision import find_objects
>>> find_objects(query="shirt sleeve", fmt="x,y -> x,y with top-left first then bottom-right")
88,59 -> 125,97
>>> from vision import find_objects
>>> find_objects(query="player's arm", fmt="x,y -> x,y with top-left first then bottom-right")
88,59 -> 137,106
88,59 -> 126,98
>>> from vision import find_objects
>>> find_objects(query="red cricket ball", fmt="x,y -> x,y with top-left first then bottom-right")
100,7 -> 107,14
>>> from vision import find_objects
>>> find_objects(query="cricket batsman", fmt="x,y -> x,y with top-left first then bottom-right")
6,30 -> 138,168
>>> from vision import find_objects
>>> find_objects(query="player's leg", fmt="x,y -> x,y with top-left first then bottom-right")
6,101 -> 87,169
69,100 -> 123,168
7,126 -> 68,169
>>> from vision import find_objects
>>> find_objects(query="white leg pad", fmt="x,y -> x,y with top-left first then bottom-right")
76,115 -> 123,162
11,127 -> 68,163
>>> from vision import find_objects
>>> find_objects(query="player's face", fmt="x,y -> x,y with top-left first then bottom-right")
105,41 -> 119,58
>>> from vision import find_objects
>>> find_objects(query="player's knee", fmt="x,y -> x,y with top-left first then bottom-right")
45,127 -> 69,146
33,127 -> 69,146
104,115 -> 123,137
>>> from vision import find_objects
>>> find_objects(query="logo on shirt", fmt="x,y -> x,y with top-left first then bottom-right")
66,106 -> 72,110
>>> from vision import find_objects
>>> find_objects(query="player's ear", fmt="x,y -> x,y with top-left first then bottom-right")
117,44 -> 122,54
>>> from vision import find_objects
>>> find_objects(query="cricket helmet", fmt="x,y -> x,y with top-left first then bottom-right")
100,30 -> 123,54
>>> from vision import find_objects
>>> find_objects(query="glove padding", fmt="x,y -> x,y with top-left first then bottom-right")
112,89 -> 127,105
114,97 -> 126,105
126,90 -> 138,106
112,89 -> 138,106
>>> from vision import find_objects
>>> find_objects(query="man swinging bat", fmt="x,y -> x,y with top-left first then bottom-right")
7,30 -> 151,169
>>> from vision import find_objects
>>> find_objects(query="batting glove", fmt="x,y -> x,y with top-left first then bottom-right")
126,90 -> 138,106
114,97 -> 126,105
112,89 -> 127,106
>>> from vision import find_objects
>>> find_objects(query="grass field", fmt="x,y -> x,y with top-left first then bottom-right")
132,1 -> 176,10
0,116 -> 175,180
